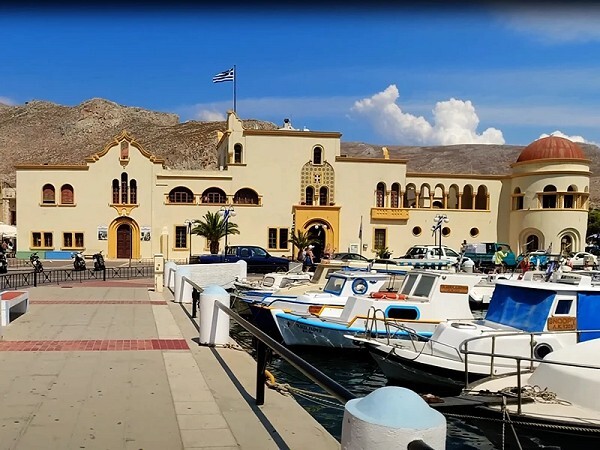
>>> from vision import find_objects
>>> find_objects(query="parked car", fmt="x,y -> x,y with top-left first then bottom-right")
329,252 -> 371,262
569,251 -> 598,269
197,245 -> 289,273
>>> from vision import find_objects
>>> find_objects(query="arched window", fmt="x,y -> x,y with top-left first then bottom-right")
376,182 -> 386,207
234,143 -> 243,164
419,184 -> 431,208
305,186 -> 314,205
542,185 -> 557,209
234,188 -> 259,205
513,187 -> 524,210
319,186 -> 329,205
404,184 -> 417,208
120,141 -> 129,160
391,183 -> 400,208
60,184 -> 74,204
447,185 -> 459,209
201,187 -> 225,204
313,146 -> 323,165
130,180 -> 137,204
526,235 -> 539,252
112,179 -> 120,204
561,235 -> 574,255
461,185 -> 474,209
169,186 -> 195,204
475,185 -> 488,210
121,173 -> 129,204
42,184 -> 55,204
564,185 -> 577,209
433,184 -> 445,209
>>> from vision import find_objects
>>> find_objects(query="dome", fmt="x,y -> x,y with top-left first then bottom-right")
517,136 -> 586,163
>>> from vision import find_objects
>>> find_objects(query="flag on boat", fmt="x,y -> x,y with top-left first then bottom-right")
213,67 -> 235,83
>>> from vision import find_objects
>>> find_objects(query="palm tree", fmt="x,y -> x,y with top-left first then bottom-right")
288,229 -> 313,261
191,211 -> 240,254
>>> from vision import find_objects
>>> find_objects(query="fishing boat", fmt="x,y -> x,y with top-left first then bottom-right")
434,339 -> 600,449
356,271 -> 600,393
248,270 -> 401,340
273,270 -> 490,349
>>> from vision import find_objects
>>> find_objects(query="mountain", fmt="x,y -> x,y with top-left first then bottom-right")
1,98 -> 599,205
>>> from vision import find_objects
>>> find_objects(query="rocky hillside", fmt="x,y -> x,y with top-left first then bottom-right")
1,98 -> 599,205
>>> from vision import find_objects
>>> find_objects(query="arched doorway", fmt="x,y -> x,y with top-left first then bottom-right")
117,224 -> 132,258
306,222 -> 330,262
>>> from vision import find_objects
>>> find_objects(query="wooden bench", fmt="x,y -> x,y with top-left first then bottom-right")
0,290 -> 29,327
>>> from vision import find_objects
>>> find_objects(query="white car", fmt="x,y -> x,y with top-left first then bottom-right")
569,252 -> 598,269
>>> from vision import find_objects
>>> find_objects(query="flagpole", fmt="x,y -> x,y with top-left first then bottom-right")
359,215 -> 363,256
233,65 -> 237,113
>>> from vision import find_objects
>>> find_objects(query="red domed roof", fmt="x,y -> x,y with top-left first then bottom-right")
517,136 -> 586,163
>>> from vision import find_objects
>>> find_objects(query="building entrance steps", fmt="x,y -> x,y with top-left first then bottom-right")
0,281 -> 340,449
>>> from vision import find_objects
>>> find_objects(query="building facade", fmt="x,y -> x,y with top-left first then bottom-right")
15,111 -> 590,261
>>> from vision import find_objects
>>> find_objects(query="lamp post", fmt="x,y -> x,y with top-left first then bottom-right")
185,219 -> 198,264
219,206 -> 236,262
431,214 -> 449,259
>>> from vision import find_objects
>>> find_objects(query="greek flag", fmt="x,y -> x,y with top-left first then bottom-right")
212,67 -> 235,83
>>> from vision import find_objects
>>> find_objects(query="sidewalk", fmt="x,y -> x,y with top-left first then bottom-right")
0,279 -> 340,450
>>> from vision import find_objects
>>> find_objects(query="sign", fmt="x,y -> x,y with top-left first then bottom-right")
547,316 -> 576,331
97,226 -> 108,241
141,226 -> 151,241
440,284 -> 469,294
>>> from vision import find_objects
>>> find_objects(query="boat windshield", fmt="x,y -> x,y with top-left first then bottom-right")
323,276 -> 346,295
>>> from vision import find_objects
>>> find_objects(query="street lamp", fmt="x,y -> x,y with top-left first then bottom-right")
431,214 -> 449,259
184,219 -> 198,264
219,206 -> 236,261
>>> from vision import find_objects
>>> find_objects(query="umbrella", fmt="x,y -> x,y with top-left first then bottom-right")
0,222 -> 17,239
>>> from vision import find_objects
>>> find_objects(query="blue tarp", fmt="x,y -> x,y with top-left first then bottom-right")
485,284 -> 556,332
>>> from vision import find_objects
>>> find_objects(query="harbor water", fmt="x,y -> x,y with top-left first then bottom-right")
231,322 -> 496,449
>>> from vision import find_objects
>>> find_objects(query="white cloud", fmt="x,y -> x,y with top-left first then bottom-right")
496,7 -> 600,43
195,110 -> 226,122
538,130 -> 592,144
351,85 -> 505,145
0,96 -> 17,106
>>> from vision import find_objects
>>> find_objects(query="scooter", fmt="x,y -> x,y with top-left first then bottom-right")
30,252 -> 43,273
0,252 -> 7,274
93,251 -> 105,271
72,251 -> 86,271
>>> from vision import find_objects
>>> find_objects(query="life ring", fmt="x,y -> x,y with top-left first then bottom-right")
370,292 -> 407,300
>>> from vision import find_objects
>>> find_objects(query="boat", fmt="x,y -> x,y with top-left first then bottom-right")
433,339 -> 600,449
357,270 -> 600,394
273,270 -> 490,349
248,270 -> 401,340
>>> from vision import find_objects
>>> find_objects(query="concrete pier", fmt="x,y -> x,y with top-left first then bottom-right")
0,278 -> 339,449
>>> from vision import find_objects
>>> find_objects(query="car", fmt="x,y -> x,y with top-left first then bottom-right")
329,252 -> 371,262
569,251 -> 598,269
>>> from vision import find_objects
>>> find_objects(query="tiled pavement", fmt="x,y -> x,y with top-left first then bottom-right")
0,279 -> 339,450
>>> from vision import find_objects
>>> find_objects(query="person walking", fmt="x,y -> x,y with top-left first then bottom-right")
493,246 -> 508,273
303,245 -> 315,272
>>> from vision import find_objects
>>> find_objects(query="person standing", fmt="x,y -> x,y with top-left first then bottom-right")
494,246 -> 508,273
303,245 -> 315,272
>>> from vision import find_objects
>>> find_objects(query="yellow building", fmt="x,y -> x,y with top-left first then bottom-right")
15,111 -> 590,261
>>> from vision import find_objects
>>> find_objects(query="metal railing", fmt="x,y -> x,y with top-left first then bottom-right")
0,265 -> 154,290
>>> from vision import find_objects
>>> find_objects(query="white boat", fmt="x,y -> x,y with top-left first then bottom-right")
358,270 -> 600,393
248,270 -> 400,340
274,270 -> 491,349
436,339 -> 600,449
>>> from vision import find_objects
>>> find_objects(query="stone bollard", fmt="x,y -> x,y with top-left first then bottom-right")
341,386 -> 446,450
199,285 -> 230,346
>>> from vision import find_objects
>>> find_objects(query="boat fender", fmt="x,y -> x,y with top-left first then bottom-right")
370,292 -> 407,300
533,342 -> 553,359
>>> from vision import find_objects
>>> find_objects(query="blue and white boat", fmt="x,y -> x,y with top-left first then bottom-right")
248,270 -> 400,340
358,270 -> 600,392
273,270 -> 488,348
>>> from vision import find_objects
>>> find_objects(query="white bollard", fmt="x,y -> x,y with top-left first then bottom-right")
164,261 -> 177,290
199,285 -> 230,346
341,386 -> 446,450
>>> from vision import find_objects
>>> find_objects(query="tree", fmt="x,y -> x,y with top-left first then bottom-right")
588,209 -> 600,243
288,229 -> 313,261
191,211 -> 240,254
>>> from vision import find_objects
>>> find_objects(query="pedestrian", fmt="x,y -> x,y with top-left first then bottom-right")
303,245 -> 315,272
1,240 -> 7,253
493,246 -> 508,273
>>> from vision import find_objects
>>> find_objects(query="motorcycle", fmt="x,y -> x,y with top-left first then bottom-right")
72,251 -> 86,271
93,251 -> 105,271
30,252 -> 43,273
0,251 -> 7,274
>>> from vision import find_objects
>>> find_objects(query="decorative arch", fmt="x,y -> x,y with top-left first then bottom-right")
201,187 -> 225,204
461,185 -> 474,209
301,218 -> 334,262
376,182 -> 386,207
42,183 -> 55,204
513,187 -> 524,210
313,146 -> 323,165
419,184 -> 431,208
112,179 -> 120,203
447,184 -> 459,209
170,186 -> 195,204
433,184 -> 445,209
520,228 -> 544,254
305,186 -> 315,205
475,185 -> 488,210
233,143 -> 243,164
108,216 -> 140,259
319,186 -> 329,206
404,184 -> 417,208
60,184 -> 74,204
542,184 -> 557,208
559,228 -> 581,254
300,161 -> 335,205
391,183 -> 401,208
233,187 -> 259,205
564,185 -> 577,209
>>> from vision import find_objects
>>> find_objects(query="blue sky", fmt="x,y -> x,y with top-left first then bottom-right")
1,4 -> 600,146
